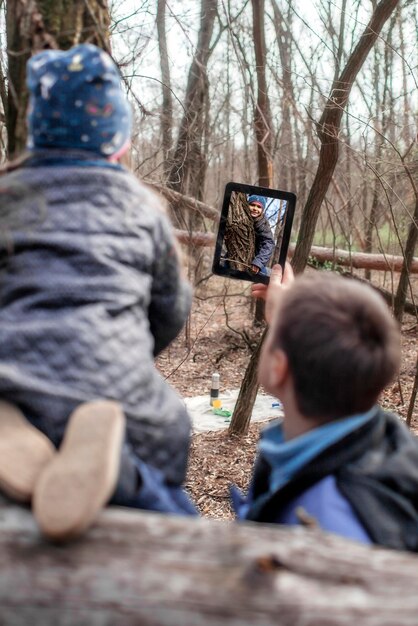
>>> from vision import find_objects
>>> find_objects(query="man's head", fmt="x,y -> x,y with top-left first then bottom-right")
248,195 -> 266,218
26,44 -> 132,159
260,272 -> 400,421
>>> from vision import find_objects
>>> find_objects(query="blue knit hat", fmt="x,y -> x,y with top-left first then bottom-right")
26,44 -> 132,157
248,195 -> 267,210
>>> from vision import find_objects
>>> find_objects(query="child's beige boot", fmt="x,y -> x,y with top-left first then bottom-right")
33,400 -> 124,542
0,401 -> 55,503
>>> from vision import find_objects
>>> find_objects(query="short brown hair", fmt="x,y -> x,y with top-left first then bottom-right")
271,273 -> 400,419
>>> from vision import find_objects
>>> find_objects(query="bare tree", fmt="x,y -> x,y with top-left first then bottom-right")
292,0 -> 400,274
251,0 -> 273,188
167,0 -> 218,203
157,0 -> 173,174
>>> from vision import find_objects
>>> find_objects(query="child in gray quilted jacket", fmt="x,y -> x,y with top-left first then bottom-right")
0,44 -> 196,540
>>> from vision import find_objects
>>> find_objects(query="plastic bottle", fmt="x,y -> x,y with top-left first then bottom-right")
210,372 -> 220,406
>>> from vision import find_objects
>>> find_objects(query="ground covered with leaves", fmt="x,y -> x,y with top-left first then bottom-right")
156,273 -> 418,520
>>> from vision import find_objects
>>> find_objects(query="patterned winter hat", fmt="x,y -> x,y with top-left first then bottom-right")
26,44 -> 132,158
248,195 -> 267,210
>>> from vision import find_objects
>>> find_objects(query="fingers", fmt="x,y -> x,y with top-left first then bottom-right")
250,262 -> 295,318
251,282 -> 268,300
264,262 -> 294,325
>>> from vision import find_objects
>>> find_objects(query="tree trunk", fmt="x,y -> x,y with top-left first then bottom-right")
251,0 -> 273,188
292,0 -> 400,274
394,192 -> 418,321
250,0 -> 273,326
229,328 -> 266,436
167,0 -> 217,204
224,192 -> 255,272
6,0 -> 111,157
271,1 -> 296,192
157,0 -> 173,176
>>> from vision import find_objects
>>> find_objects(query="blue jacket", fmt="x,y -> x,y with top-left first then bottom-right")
0,150 -> 192,485
232,408 -> 418,551
252,215 -> 275,270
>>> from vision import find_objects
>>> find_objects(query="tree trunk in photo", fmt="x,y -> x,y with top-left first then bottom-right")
291,0 -> 400,275
224,192 -> 255,272
6,0 -> 111,157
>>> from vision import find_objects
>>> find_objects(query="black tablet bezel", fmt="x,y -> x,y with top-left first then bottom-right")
212,181 -> 296,285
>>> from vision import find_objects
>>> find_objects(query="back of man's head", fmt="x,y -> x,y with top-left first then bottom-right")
271,273 -> 400,419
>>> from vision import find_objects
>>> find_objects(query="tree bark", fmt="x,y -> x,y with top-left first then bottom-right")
251,0 -> 273,188
2,498 -> 418,625
224,192 -> 255,272
271,1 -> 296,192
6,0 -> 111,157
394,191 -> 418,321
157,0 -> 173,174
292,0 -> 400,274
229,328 -> 266,435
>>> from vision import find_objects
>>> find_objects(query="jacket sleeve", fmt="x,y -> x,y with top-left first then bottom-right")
149,212 -> 192,356
252,217 -> 275,269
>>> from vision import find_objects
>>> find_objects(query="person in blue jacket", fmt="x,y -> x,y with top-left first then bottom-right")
232,263 -> 418,552
247,195 -> 275,276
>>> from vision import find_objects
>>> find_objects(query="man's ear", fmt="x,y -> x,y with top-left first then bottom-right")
267,349 -> 289,392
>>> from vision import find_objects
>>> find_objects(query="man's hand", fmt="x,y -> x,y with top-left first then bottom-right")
250,264 -> 260,274
251,262 -> 295,324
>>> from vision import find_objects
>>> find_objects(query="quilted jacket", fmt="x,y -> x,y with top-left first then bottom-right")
0,152 -> 192,485
252,215 -> 275,270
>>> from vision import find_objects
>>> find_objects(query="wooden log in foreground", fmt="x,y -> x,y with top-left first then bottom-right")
1,500 -> 418,625
175,229 -> 418,274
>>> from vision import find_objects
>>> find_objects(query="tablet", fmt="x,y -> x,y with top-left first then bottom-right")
212,182 -> 296,284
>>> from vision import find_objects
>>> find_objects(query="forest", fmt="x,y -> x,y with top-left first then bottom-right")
2,0 -> 418,513
1,1 -> 418,622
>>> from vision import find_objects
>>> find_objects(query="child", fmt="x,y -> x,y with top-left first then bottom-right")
0,44 -> 196,541
247,194 -> 275,276
232,264 -> 418,551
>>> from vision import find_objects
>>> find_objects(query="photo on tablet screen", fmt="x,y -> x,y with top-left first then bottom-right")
212,182 -> 296,285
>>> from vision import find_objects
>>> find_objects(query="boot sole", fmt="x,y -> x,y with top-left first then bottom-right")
33,400 -> 125,542
0,401 -> 55,503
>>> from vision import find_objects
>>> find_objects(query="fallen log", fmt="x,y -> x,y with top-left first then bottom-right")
151,183 -> 418,274
174,229 -> 418,274
1,498 -> 418,625
149,183 -> 220,221
306,244 -> 418,273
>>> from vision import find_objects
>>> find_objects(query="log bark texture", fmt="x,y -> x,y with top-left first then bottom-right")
1,500 -> 418,625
